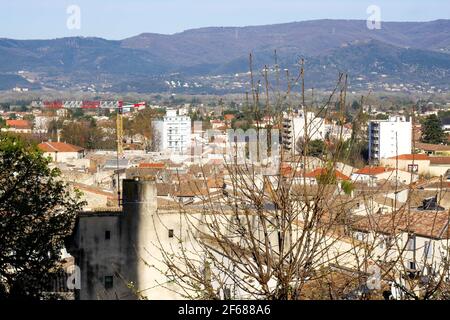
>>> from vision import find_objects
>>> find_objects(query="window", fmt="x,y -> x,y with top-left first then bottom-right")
354,231 -> 367,241
409,261 -> 416,270
407,164 -> 419,173
104,276 -> 113,289
223,287 -> 232,300
424,241 -> 433,259
105,230 -> 111,240
168,229 -> 174,238
406,234 -> 416,251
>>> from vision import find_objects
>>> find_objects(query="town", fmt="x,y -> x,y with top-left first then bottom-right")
2,86 -> 450,300
2,0 -> 450,307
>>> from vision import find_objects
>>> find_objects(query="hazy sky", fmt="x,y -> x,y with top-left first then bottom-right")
1,0 -> 449,39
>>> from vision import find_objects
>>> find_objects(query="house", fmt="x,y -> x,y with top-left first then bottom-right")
415,142 -> 450,156
351,167 -> 394,183
38,141 -> 85,163
304,167 -> 350,185
2,119 -> 32,133
71,182 -> 116,209
381,154 -> 450,178
381,154 -> 430,176
138,162 -> 166,169
351,167 -> 418,185
441,119 -> 450,133
224,114 -> 235,124
351,209 -> 450,293
428,157 -> 450,177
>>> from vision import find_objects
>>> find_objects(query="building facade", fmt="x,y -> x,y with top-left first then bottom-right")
154,109 -> 191,153
368,116 -> 412,164
38,141 -> 85,163
282,109 -> 326,154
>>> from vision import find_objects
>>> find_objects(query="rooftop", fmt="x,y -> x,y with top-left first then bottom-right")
354,167 -> 393,176
388,154 -> 429,161
415,142 -> 450,152
305,168 -> 350,181
429,157 -> 450,165
353,209 -> 450,239
38,141 -> 84,153
6,119 -> 31,129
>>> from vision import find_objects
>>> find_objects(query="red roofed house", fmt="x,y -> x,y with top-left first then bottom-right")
38,141 -> 85,163
351,167 -> 394,183
138,162 -> 166,169
224,114 -> 235,125
381,154 -> 430,176
429,157 -> 450,177
304,167 -> 350,185
3,119 -> 32,133
351,166 -> 418,185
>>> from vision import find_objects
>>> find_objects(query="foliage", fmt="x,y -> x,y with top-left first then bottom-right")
421,114 -> 445,144
61,120 -> 115,150
124,108 -> 162,151
340,180 -> 355,195
296,139 -> 326,158
0,133 -> 84,299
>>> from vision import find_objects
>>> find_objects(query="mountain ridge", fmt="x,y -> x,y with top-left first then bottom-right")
1,19 -> 450,93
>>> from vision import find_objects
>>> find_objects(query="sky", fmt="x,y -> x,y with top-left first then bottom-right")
1,0 -> 450,40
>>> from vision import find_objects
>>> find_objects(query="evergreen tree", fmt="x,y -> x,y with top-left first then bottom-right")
421,114 -> 445,144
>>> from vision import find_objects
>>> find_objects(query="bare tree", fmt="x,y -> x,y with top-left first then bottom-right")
140,56 -> 450,301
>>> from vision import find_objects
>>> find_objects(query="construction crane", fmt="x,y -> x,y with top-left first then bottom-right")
41,100 -> 146,155
40,99 -> 147,204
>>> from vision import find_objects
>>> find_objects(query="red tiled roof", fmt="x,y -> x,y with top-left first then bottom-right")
429,157 -> 450,165
389,154 -> 429,161
305,168 -> 350,180
353,210 -> 450,239
224,114 -> 235,121
38,141 -> 84,153
71,183 -> 115,199
355,167 -> 393,175
415,143 -> 450,152
6,119 -> 31,129
139,162 -> 166,169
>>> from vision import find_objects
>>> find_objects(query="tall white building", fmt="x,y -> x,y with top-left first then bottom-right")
368,116 -> 412,164
154,109 -> 191,153
282,109 -> 326,154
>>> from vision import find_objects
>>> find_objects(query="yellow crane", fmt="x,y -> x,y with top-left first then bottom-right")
42,99 -> 147,205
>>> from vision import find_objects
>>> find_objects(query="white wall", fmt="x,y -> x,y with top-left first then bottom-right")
154,109 -> 191,153
369,116 -> 412,163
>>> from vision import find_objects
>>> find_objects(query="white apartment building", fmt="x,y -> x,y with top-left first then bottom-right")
368,116 -> 412,164
154,109 -> 191,153
282,109 -> 326,154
